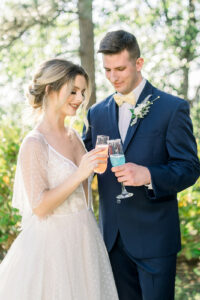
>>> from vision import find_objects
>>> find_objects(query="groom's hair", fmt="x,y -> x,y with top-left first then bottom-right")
98,30 -> 140,61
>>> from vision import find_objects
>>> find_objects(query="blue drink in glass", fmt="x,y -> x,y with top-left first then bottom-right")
110,154 -> 125,167
108,139 -> 133,203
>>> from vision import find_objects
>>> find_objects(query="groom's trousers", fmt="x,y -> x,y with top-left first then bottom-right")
109,233 -> 177,300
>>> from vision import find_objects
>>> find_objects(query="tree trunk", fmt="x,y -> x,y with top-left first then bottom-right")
78,0 -> 96,107
181,66 -> 189,101
180,0 -> 196,104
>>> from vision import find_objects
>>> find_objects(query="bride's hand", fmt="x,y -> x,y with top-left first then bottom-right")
76,149 -> 108,182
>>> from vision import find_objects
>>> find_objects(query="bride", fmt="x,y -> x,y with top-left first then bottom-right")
0,58 -> 119,300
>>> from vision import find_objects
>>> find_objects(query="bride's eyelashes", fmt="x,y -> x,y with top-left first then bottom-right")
71,90 -> 86,98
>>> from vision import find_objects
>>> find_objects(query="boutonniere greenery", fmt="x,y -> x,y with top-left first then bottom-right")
130,94 -> 160,126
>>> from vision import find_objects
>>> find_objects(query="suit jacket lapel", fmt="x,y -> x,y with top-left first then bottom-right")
107,95 -> 121,139
123,81 -> 154,153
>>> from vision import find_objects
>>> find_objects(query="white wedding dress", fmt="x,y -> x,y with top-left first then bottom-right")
0,130 -> 119,300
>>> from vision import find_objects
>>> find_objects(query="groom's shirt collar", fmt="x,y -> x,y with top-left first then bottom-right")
116,78 -> 146,103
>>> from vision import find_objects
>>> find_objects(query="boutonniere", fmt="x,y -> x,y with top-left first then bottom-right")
130,94 -> 160,126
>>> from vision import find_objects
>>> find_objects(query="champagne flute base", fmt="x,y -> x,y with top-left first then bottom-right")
116,192 -> 134,204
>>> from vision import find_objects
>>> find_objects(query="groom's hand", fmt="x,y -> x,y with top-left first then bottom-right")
111,163 -> 151,186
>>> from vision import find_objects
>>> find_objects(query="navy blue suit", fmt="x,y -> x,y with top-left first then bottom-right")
83,81 -> 200,299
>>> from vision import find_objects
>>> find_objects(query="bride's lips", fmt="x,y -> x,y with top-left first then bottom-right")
70,103 -> 80,110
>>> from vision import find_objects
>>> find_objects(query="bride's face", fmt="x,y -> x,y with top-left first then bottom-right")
49,75 -> 87,117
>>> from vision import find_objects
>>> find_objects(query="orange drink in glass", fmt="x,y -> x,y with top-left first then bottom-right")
94,135 -> 109,174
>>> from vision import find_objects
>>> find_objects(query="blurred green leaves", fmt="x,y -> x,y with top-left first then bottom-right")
0,106 -> 25,259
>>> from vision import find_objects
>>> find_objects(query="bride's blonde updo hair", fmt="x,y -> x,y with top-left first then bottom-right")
26,58 -> 91,117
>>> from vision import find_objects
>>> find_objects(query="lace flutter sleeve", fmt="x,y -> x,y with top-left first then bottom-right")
12,133 -> 49,219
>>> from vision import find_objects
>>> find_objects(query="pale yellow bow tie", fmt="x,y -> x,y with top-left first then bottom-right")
113,92 -> 136,106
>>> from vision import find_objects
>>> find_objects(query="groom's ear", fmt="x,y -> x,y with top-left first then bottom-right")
136,57 -> 144,71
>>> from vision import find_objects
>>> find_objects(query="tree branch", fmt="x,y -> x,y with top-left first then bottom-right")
143,0 -> 153,10
55,49 -> 79,57
0,23 -> 35,51
0,11 -> 76,51
162,0 -> 170,23
194,85 -> 200,102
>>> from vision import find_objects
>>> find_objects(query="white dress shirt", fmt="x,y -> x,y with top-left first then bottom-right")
118,78 -> 146,143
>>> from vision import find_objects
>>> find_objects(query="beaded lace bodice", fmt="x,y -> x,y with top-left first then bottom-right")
47,142 -> 91,215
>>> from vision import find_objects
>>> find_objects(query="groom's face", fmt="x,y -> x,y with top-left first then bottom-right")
102,49 -> 143,95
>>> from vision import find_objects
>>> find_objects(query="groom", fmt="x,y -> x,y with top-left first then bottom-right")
83,30 -> 200,299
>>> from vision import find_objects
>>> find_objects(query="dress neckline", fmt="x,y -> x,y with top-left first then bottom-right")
33,129 -> 78,169
32,128 -> 89,208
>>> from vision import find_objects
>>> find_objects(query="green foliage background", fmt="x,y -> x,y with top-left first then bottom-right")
0,107 -> 22,259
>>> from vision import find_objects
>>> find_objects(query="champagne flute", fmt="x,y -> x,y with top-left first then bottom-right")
94,135 -> 109,174
108,139 -> 133,204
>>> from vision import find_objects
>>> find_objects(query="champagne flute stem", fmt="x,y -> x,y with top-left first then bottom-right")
121,183 -> 128,195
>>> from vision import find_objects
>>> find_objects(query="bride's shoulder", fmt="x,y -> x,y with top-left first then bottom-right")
20,130 -> 48,152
